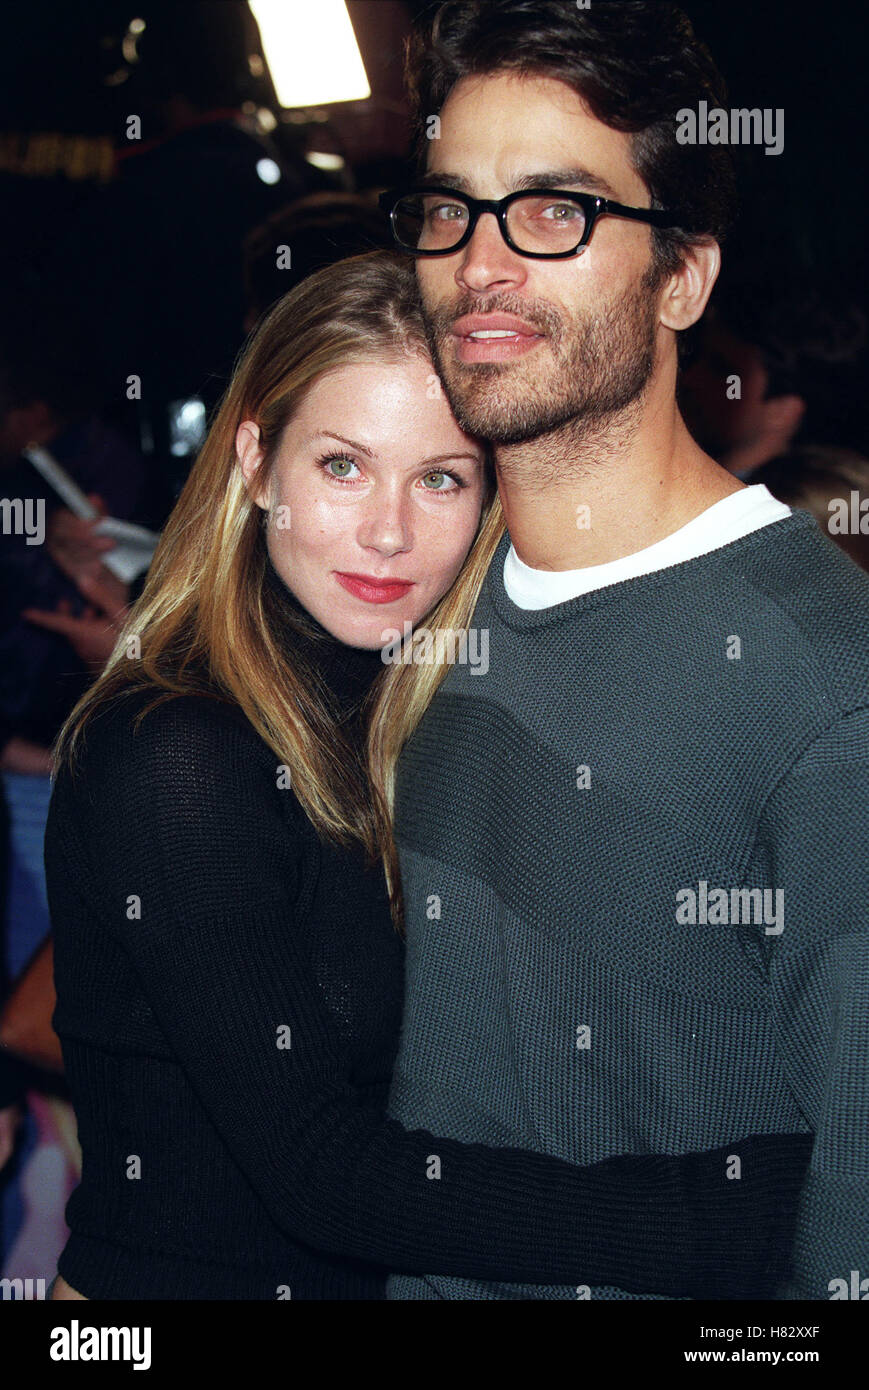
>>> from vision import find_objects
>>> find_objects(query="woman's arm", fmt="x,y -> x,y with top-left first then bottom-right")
49,694 -> 810,1298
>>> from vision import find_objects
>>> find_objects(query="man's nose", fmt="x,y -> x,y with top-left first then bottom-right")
457,211 -> 527,293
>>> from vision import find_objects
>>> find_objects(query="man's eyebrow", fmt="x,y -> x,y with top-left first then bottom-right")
421,167 -> 622,199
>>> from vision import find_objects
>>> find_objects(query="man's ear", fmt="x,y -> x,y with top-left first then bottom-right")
236,420 -> 269,510
658,239 -> 721,334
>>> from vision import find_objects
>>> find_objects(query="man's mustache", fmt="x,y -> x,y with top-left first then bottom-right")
428,296 -> 565,343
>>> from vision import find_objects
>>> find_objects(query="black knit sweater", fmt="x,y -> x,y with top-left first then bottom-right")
43,556 -> 811,1299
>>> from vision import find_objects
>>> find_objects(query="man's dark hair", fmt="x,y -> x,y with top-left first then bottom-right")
405,0 -> 737,279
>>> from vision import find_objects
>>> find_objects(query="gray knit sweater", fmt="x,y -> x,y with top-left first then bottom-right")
386,511 -> 869,1300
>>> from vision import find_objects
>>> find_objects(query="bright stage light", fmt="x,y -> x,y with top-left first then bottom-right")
249,0 -> 371,108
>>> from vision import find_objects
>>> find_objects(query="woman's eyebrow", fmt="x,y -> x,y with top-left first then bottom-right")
307,430 -> 376,457
421,166 -> 620,198
419,452 -> 484,468
307,432 -> 482,469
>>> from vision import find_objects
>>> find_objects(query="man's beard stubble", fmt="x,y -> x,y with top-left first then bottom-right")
421,266 -> 662,463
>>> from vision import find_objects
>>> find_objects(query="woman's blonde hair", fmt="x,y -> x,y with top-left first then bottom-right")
54,249 -> 505,893
366,498 -> 505,929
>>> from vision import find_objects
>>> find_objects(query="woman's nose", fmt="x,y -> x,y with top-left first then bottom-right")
356,494 -> 413,556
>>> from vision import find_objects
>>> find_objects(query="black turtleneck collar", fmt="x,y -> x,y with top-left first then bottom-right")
261,547 -> 387,718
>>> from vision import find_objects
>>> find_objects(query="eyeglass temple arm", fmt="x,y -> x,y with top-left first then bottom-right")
601,198 -> 689,230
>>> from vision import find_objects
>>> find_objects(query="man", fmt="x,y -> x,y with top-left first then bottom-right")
381,0 -> 869,1299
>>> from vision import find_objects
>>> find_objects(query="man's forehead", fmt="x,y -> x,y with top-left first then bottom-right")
426,70 -> 645,201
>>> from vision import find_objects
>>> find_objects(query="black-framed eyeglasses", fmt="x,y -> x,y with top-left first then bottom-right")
378,185 -> 689,259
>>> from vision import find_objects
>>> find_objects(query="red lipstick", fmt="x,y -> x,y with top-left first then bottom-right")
335,572 -> 415,604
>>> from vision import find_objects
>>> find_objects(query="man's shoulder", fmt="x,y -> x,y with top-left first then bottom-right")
719,513 -> 869,710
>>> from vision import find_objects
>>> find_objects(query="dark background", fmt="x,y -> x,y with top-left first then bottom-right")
0,1 -> 865,548
1,0 -> 865,296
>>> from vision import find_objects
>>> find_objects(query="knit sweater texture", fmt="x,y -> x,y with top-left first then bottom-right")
386,512 -> 869,1300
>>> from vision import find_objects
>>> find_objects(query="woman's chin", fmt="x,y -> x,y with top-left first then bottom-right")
326,603 -> 423,652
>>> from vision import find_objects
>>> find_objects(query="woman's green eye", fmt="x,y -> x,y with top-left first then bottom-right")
328,457 -> 355,478
422,471 -> 447,489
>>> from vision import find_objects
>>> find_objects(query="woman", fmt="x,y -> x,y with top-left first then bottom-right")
46,251 -> 808,1300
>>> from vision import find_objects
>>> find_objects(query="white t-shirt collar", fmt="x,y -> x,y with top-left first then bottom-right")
503,484 -> 791,611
